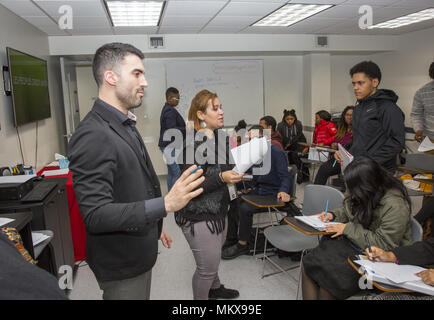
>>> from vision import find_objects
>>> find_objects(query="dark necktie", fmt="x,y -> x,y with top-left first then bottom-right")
125,119 -> 147,163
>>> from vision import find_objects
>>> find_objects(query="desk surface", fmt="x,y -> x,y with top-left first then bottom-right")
0,211 -> 33,230
347,257 -> 412,293
398,166 -> 434,175
413,178 -> 434,185
241,194 -> 286,208
283,216 -> 332,236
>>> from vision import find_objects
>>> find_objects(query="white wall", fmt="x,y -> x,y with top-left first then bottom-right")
0,5 -> 65,171
331,26 -> 434,128
75,55 -> 304,175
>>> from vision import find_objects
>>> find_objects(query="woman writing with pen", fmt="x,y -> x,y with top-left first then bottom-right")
301,156 -> 412,300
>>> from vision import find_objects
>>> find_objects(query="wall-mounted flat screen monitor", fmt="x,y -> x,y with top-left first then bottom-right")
6,47 -> 51,126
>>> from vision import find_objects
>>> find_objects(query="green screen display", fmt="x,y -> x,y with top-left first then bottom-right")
7,47 -> 51,126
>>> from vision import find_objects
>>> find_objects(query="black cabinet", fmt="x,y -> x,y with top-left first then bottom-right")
0,178 -> 74,278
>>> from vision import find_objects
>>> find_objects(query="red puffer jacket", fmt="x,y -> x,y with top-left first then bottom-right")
312,120 -> 337,146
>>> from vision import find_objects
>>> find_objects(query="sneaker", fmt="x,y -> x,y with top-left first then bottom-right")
209,285 -> 239,300
221,243 -> 249,260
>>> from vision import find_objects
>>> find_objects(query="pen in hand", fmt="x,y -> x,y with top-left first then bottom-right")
190,165 -> 201,175
364,233 -> 373,257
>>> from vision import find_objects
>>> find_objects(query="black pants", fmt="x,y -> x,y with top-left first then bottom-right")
313,158 -> 341,185
227,195 -> 270,243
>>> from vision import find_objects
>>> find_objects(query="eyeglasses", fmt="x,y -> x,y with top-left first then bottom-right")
172,97 -> 180,101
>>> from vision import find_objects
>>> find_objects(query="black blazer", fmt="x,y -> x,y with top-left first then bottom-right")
68,99 -> 166,282
158,103 -> 186,149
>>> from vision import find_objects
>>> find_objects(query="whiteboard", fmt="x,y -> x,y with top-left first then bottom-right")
165,59 -> 264,126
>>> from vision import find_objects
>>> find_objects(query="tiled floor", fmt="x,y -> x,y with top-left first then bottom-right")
67,174 -> 423,300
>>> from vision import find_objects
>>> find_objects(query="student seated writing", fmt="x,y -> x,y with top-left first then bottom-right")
365,236 -> 434,300
222,125 -> 292,260
301,156 -> 412,300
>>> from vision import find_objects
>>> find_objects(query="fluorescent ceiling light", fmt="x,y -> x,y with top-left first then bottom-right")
368,8 -> 434,29
253,3 -> 333,27
106,1 -> 165,27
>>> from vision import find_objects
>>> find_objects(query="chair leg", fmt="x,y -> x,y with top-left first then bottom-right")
296,249 -> 307,300
261,238 -> 268,278
253,225 -> 259,256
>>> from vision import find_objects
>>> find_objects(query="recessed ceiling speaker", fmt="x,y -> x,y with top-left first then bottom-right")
316,36 -> 328,47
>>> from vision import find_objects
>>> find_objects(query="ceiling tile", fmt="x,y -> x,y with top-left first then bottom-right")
218,1 -> 283,16
207,15 -> 262,27
33,0 -> 107,19
0,0 -> 47,16
160,15 -> 211,27
158,26 -> 201,33
164,1 -> 227,16
200,26 -> 245,33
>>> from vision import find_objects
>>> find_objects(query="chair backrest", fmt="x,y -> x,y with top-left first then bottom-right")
404,153 -> 434,171
288,165 -> 297,197
302,184 -> 345,216
410,217 -> 423,243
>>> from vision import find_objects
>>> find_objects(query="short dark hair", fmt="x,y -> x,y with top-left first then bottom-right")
166,87 -> 179,99
316,110 -> 331,122
248,125 -> 264,136
260,116 -> 277,131
350,61 -> 382,84
429,62 -> 434,80
92,42 -> 144,87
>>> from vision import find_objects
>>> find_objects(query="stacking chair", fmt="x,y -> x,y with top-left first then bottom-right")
250,165 -> 298,256
261,185 -> 345,298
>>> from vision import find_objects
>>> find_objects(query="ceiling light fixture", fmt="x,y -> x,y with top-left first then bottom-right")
252,3 -> 333,27
368,8 -> 434,29
105,0 -> 165,27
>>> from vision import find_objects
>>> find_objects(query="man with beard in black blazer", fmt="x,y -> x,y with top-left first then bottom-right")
68,43 -> 204,300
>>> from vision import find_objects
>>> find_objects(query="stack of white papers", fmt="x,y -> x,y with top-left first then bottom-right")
0,217 -> 14,227
295,215 -> 341,231
338,143 -> 354,171
355,259 -> 434,296
42,168 -> 69,176
31,232 -> 50,246
231,137 -> 268,174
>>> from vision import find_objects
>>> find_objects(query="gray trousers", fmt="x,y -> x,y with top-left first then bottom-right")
182,218 -> 227,300
97,269 -> 152,300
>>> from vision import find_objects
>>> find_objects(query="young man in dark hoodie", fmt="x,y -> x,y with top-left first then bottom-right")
260,115 -> 284,150
334,61 -> 405,173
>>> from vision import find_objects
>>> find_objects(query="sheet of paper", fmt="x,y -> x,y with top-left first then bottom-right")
0,175 -> 36,184
231,137 -> 268,174
42,168 -> 69,176
355,260 -> 426,284
338,143 -> 354,171
31,232 -> 50,246
0,217 -> 14,227
418,136 -> 434,152
294,215 -> 341,231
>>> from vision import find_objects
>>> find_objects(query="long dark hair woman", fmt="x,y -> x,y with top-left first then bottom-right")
176,89 -> 244,300
302,156 -> 412,300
